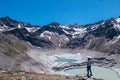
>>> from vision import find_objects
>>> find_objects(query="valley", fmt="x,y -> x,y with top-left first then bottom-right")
25,48 -> 120,79
0,16 -> 120,80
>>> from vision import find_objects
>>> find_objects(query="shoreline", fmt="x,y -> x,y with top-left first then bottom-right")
58,66 -> 120,80
111,68 -> 120,78
51,65 -> 120,79
26,48 -> 120,79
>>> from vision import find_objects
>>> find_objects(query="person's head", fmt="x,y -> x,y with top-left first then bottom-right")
87,56 -> 91,60
88,58 -> 91,60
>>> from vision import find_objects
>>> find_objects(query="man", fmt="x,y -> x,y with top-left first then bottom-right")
87,56 -> 92,78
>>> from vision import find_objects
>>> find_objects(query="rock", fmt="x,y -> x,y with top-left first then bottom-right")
21,76 -> 27,80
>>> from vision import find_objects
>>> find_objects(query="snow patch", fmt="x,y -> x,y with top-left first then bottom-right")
62,29 -> 70,34
25,27 -> 40,33
0,24 -> 12,31
109,35 -> 120,44
50,25 -> 56,28
18,24 -> 22,28
25,27 -> 32,32
116,35 -> 120,39
40,31 -> 56,37
47,36 -> 51,40
90,24 -> 101,30
71,28 -> 87,38
109,39 -> 118,44
60,35 -> 69,41
73,28 -> 86,33
0,29 -> 4,31
101,21 -> 105,25
115,18 -> 120,23
113,23 -> 120,30
60,25 -> 70,29
2,24 -> 8,28
40,32 -> 44,37
40,31 -> 59,40
112,68 -> 120,76
43,31 -> 56,35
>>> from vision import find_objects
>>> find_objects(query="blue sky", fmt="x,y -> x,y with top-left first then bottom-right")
0,0 -> 120,25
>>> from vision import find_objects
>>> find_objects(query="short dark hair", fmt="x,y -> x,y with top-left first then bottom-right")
88,58 -> 90,60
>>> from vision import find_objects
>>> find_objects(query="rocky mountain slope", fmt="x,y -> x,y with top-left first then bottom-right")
0,32 -> 28,70
0,16 -> 120,54
0,33 -> 47,73
0,16 -> 120,80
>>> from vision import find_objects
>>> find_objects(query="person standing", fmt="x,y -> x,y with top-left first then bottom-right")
87,56 -> 92,78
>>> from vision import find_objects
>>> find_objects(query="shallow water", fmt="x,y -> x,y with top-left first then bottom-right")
54,59 -> 78,62
64,66 -> 120,80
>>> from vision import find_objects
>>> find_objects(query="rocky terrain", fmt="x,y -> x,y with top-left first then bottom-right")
0,16 -> 120,79
0,68 -> 103,80
0,16 -> 120,54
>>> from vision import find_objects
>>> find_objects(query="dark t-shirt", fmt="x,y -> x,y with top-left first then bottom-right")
87,60 -> 92,67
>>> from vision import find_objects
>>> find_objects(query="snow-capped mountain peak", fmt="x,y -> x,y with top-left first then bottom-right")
1,16 -> 120,52
115,17 -> 120,23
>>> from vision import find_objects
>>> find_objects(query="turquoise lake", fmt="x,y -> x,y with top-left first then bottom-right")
54,59 -> 78,62
64,66 -> 120,80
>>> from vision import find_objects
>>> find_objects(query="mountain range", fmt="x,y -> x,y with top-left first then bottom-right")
0,16 -> 120,54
